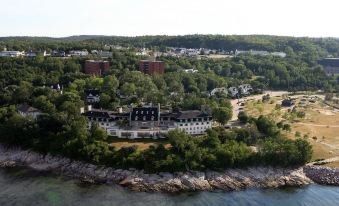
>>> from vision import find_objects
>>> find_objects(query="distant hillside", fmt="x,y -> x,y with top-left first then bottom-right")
1,35 -> 339,60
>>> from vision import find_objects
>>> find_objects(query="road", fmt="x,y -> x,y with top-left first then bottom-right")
296,123 -> 339,128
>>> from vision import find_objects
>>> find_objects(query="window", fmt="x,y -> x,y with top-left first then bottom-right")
135,116 -> 138,121
143,116 -> 146,121
180,124 -> 183,126
152,111 -> 154,114
185,123 -> 188,126
151,116 -> 154,121
196,123 -> 199,125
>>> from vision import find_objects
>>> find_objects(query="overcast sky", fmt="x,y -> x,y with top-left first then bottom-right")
1,0 -> 339,37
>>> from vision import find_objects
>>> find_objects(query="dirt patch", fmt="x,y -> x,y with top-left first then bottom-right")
317,109 -> 336,116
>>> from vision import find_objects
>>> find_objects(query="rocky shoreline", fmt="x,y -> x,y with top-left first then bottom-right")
0,144 -> 337,192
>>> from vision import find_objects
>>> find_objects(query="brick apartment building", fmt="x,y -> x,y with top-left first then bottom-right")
84,60 -> 109,76
139,60 -> 165,75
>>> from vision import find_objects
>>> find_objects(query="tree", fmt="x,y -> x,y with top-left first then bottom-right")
238,111 -> 249,123
213,107 -> 232,125
120,83 -> 136,97
102,75 -> 119,96
33,95 -> 55,113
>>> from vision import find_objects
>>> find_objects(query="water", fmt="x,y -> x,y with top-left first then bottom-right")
1,167 -> 339,206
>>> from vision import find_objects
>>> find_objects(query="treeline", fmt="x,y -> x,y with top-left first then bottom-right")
2,35 -> 339,59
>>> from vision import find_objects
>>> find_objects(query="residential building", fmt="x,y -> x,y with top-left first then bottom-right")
238,84 -> 253,96
319,58 -> 339,76
172,110 -> 212,135
69,50 -> 89,57
0,51 -> 25,57
228,87 -> 239,98
85,89 -> 101,103
210,87 -> 228,97
51,50 -> 66,57
84,60 -> 109,76
184,69 -> 198,73
235,50 -> 286,58
91,50 -> 113,58
139,60 -> 165,75
26,50 -> 47,57
17,105 -> 42,119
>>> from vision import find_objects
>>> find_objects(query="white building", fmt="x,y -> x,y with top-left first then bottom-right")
83,106 -> 213,139
69,50 -> 89,57
184,69 -> 199,73
17,105 -> 42,119
26,51 -> 47,57
171,110 -> 213,135
210,87 -> 228,97
0,51 -> 25,57
85,89 -> 101,103
228,87 -> 239,98
238,84 -> 253,96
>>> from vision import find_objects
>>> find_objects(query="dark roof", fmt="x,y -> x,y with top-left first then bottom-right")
131,107 -> 159,121
83,110 -> 110,118
83,109 -> 130,121
17,105 -> 41,113
174,110 -> 211,119
319,58 -> 339,67
85,89 -> 101,96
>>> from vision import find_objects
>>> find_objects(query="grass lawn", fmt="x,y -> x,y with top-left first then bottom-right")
244,94 -> 339,167
108,138 -> 170,150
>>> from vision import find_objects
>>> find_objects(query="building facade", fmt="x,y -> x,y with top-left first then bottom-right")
17,105 -> 42,119
85,89 -> 101,103
83,106 -> 212,139
0,51 -> 25,57
84,60 -> 109,76
139,60 -> 165,75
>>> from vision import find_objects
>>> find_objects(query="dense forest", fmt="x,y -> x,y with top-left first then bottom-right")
0,35 -> 336,172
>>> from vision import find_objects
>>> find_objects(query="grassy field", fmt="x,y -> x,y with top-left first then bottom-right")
109,138 -> 170,150
244,94 -> 339,167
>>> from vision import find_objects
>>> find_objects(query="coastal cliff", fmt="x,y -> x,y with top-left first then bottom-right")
0,145 -> 336,193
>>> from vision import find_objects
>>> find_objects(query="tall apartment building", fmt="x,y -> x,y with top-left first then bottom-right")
84,60 -> 109,76
139,60 -> 165,75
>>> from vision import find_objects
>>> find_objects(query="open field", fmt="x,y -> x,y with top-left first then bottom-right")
243,93 -> 339,167
109,138 -> 170,150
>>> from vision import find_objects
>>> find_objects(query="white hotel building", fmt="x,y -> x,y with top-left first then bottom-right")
83,106 -> 213,139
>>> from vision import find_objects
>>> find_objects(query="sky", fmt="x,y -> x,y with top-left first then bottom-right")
1,0 -> 339,37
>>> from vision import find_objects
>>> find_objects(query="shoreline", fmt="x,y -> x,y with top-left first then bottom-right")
0,144 -> 338,193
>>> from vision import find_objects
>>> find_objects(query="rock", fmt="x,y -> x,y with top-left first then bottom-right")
0,144 -> 336,193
